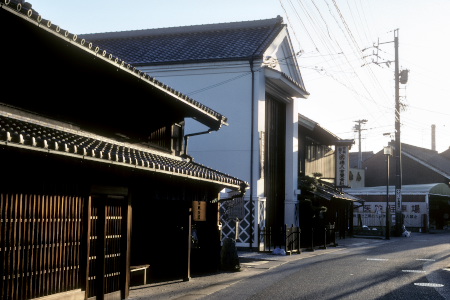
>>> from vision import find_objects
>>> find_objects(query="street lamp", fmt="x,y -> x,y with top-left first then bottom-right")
384,145 -> 393,240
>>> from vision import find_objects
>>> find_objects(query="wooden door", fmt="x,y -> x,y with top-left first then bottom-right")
86,196 -> 129,300
265,95 -> 286,238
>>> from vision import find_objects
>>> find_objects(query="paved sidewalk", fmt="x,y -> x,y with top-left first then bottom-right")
128,237 -> 388,300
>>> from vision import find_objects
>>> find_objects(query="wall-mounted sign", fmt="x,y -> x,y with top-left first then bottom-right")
226,197 -> 245,220
336,146 -> 349,187
192,201 -> 206,221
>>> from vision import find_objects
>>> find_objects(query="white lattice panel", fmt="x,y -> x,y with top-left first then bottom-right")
220,198 -> 264,244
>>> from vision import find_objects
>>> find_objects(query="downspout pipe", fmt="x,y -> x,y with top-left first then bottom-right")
210,182 -> 249,203
182,129 -> 215,160
249,57 -> 255,251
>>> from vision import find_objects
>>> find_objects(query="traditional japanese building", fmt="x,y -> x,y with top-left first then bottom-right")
0,1 -> 247,299
298,114 -> 360,243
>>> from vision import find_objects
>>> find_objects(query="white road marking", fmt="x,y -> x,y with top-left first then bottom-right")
416,258 -> 435,261
414,283 -> 444,288
402,270 -> 426,273
352,242 -> 369,246
367,258 -> 389,261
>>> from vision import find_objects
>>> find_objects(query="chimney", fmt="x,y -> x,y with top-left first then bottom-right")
431,124 -> 436,151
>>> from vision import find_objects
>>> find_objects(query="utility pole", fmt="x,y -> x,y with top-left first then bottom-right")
393,29 -> 403,237
362,29 -> 409,236
353,119 -> 367,169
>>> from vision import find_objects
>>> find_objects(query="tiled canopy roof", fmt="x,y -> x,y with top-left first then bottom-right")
299,113 -> 354,146
81,17 -> 285,65
313,182 -> 361,202
0,0 -> 228,129
0,113 -> 246,190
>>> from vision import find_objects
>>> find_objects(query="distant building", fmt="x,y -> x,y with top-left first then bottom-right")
349,151 -> 374,169
364,143 -> 450,187
348,151 -> 374,188
348,183 -> 450,231
346,143 -> 450,231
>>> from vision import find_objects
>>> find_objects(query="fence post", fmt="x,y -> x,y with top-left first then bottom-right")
331,224 -> 337,247
307,228 -> 314,251
320,226 -> 327,249
257,226 -> 261,251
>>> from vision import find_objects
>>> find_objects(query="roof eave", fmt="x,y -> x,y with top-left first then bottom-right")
0,2 -> 227,131
264,67 -> 309,99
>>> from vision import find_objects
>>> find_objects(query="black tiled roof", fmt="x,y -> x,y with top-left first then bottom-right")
401,143 -> 450,177
81,17 -> 285,65
0,114 -> 246,189
0,0 -> 227,129
349,151 -> 374,168
313,181 -> 361,202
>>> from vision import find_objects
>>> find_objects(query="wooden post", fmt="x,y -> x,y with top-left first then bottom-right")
96,201 -> 106,300
121,198 -> 132,299
84,196 -> 92,299
184,208 -> 192,282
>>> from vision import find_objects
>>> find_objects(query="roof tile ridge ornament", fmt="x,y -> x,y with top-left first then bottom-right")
79,16 -> 285,41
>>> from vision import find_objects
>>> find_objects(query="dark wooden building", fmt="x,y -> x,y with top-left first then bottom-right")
298,114 -> 360,243
363,143 -> 450,187
0,1 -> 247,299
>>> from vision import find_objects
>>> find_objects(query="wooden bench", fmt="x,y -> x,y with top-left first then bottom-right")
130,264 -> 150,285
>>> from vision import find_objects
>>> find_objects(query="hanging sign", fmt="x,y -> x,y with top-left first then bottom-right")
336,146 -> 349,187
192,201 -> 207,221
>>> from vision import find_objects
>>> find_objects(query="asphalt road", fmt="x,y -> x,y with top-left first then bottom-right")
205,232 -> 450,300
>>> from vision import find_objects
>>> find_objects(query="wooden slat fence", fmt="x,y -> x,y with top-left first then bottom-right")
0,193 -> 83,300
87,204 -> 98,298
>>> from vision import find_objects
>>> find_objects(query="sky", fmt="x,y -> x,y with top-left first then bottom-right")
27,0 -> 450,153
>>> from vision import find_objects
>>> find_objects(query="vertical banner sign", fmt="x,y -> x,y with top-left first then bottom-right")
260,131 -> 265,179
192,201 -> 206,221
336,146 -> 349,187
396,189 -> 402,211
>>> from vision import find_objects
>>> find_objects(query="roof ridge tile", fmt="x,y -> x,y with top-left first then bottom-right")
80,16 -> 283,40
